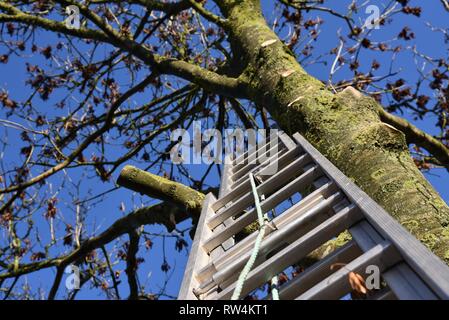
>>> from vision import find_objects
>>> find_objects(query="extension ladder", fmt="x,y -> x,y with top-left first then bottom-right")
179,131 -> 449,300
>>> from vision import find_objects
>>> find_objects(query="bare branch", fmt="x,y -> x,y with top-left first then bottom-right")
378,108 -> 449,171
126,230 -> 140,300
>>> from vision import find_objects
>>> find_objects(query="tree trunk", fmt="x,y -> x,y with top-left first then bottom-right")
217,0 -> 449,263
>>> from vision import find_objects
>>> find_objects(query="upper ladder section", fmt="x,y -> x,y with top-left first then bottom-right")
179,131 -> 449,300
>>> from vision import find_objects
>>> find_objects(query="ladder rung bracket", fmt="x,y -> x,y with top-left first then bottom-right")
293,132 -> 449,299
268,240 -> 362,300
209,204 -> 363,300
232,131 -> 281,170
197,181 -> 337,284
232,142 -> 285,179
231,145 -> 301,191
296,241 -> 399,300
208,153 -> 313,230
209,217 -> 235,261
382,263 -> 438,300
203,165 -> 322,252
200,192 -> 346,290
212,146 -> 302,212
231,146 -> 288,185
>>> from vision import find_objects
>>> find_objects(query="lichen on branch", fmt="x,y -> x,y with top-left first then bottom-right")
117,165 -> 205,218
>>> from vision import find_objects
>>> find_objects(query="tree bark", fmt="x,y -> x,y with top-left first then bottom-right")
216,0 -> 449,263
117,165 -> 204,217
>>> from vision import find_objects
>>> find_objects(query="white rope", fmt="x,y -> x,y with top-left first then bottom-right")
231,173 -> 267,300
231,173 -> 280,300
271,275 -> 280,300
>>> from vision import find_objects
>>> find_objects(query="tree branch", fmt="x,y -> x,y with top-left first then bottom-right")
126,230 -> 140,300
0,2 -> 248,99
0,74 -> 158,194
187,0 -> 228,28
0,200 -> 202,281
229,98 -> 256,129
278,0 -> 355,34
153,57 -> 248,98
378,108 -> 449,171
100,246 -> 120,299
117,165 -> 205,219
0,2 -> 109,42
91,0 -> 191,13
48,266 -> 65,300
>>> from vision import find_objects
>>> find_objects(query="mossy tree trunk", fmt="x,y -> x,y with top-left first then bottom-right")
215,0 -> 449,263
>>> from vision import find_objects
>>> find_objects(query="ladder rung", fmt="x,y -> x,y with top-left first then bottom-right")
349,220 -> 384,252
198,181 -> 337,283
198,191 -> 345,289
233,131 -> 279,167
207,153 -> 313,230
277,132 -> 297,150
204,165 -> 322,252
371,289 -> 397,300
346,221 -> 432,300
232,142 -> 284,180
210,204 -> 362,300
231,145 -> 300,191
296,241 -> 399,300
293,132 -> 449,299
383,263 -> 438,300
181,131 -> 449,301
231,146 -> 287,185
268,240 -> 362,300
213,146 -> 301,212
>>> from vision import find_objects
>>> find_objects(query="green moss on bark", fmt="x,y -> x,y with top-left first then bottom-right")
218,0 -> 449,264
117,165 -> 204,217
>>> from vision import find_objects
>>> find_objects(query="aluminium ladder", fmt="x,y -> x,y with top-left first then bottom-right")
179,131 -> 449,300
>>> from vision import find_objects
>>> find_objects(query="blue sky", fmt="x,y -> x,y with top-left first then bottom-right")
0,0 -> 448,300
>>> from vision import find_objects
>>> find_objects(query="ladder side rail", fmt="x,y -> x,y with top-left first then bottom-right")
218,155 -> 234,199
178,194 -> 216,300
210,204 -> 363,300
293,132 -> 449,299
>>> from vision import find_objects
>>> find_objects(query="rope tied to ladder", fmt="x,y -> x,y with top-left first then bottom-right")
231,172 -> 280,300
